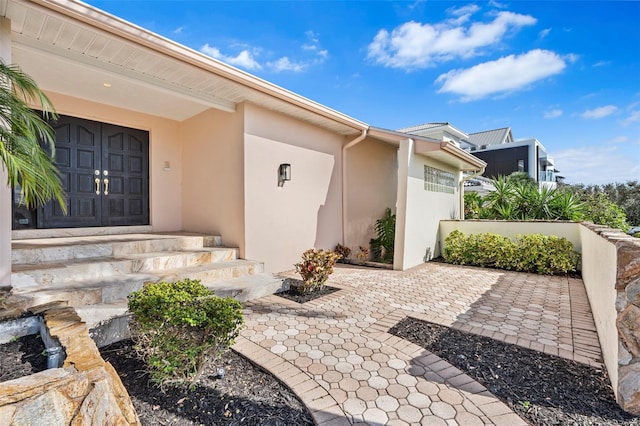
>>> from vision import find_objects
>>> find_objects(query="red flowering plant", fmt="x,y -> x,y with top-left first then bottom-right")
294,249 -> 341,294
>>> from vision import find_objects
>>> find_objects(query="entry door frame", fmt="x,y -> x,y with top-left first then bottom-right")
36,114 -> 150,229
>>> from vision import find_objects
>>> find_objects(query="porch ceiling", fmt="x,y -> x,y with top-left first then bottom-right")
1,0 -> 364,134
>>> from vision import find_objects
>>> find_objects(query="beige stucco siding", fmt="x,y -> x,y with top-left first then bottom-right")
243,103 -> 344,273
579,225 -> 618,388
397,142 -> 460,270
345,138 -> 398,254
43,91 -> 183,232
0,17 -> 11,287
181,106 -> 245,253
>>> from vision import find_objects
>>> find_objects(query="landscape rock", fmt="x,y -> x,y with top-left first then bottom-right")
0,304 -> 140,425
618,363 -> 640,416
617,304 -> 640,358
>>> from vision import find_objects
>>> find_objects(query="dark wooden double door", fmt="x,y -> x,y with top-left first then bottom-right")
39,115 -> 149,228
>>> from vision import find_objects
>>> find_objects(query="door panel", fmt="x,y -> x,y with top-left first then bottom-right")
101,123 -> 149,226
37,115 -> 149,229
39,117 -> 102,228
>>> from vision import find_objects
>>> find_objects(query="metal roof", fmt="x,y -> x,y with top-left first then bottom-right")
396,122 -> 449,133
468,127 -> 513,147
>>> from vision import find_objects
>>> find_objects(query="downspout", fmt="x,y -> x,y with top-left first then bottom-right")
459,168 -> 485,220
342,129 -> 368,244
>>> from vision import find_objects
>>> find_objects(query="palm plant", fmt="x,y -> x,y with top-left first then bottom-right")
484,176 -> 515,218
0,61 -> 65,212
370,207 -> 395,263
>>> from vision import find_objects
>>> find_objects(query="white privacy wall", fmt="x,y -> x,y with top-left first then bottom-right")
395,139 -> 460,270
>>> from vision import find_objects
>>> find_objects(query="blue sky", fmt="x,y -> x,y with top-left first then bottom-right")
88,0 -> 640,184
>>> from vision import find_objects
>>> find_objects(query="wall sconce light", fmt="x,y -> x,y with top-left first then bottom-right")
278,163 -> 291,187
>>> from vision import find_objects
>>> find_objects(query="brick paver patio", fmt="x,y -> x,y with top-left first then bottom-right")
233,262 -> 602,425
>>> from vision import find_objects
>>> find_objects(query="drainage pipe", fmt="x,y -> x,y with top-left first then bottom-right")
342,129 -> 368,244
459,168 -> 485,220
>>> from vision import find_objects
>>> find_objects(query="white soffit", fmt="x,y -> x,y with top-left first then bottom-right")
2,0 -> 362,134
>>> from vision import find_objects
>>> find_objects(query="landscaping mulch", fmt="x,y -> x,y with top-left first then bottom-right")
0,333 -> 47,382
100,339 -> 314,426
276,280 -> 340,304
390,317 -> 639,425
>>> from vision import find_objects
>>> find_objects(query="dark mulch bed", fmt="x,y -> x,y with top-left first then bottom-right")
0,334 -> 48,382
100,339 -> 314,426
390,317 -> 639,425
276,281 -> 340,304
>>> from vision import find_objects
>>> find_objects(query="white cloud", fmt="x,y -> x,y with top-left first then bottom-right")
593,60 -> 610,67
554,144 -> 640,184
267,57 -> 306,72
436,49 -> 566,101
622,110 -> 640,126
201,30 -> 328,74
581,105 -> 618,119
544,109 -> 563,119
173,26 -> 183,34
201,44 -> 262,70
539,28 -> 551,39
367,10 -> 536,69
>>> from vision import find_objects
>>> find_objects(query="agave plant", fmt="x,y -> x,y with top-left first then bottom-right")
0,61 -> 65,212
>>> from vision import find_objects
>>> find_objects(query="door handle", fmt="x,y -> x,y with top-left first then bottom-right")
95,178 -> 101,195
103,178 -> 109,195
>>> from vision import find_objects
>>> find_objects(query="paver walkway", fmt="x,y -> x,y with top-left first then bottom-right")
232,262 -> 602,426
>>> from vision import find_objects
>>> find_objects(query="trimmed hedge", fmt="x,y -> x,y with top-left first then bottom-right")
443,230 -> 580,275
128,278 -> 244,388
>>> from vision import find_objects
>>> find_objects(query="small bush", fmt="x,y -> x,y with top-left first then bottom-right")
633,232 -> 640,239
356,246 -> 370,264
334,243 -> 351,261
294,249 -> 341,294
443,231 -> 579,275
128,279 -> 244,388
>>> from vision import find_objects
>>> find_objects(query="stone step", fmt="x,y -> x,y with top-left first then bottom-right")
153,259 -> 264,283
11,248 -> 238,290
203,273 -> 288,302
11,233 -> 221,264
12,274 -> 159,307
77,273 -> 286,348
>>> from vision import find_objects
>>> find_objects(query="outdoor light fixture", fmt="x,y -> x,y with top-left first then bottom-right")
278,163 -> 291,187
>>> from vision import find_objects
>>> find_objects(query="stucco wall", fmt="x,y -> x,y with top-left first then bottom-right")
0,17 -> 11,288
243,103 -> 344,273
579,225 -> 618,387
43,92 -> 183,232
345,138 -> 397,253
397,147 -> 460,270
181,106 -> 245,253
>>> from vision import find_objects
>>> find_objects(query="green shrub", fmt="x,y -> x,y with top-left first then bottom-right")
294,249 -> 341,294
633,232 -> 640,239
443,231 -> 579,275
580,192 -> 630,232
128,279 -> 244,388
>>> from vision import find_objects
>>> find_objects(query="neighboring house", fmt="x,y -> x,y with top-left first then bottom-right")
399,124 -> 562,191
467,128 -> 562,189
0,0 -> 485,290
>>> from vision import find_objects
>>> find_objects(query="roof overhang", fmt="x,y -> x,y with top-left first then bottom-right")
368,127 -> 486,172
1,0 -> 366,135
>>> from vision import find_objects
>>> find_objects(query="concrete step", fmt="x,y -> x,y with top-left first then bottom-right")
11,233 -> 222,265
11,248 -> 238,290
77,273 -> 287,348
